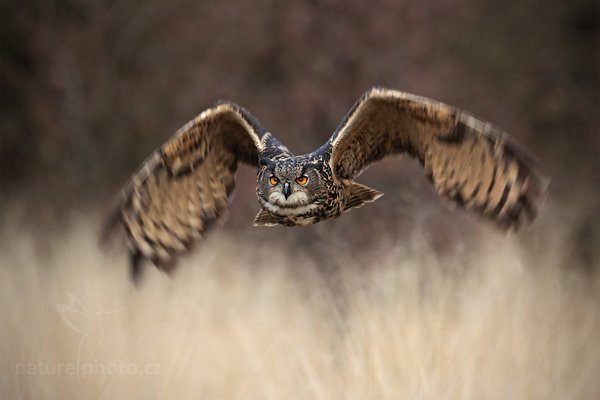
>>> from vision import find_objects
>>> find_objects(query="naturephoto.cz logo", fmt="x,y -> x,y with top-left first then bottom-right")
15,360 -> 161,377
15,292 -> 161,378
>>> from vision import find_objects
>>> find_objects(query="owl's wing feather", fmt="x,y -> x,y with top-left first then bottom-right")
102,102 -> 266,282
329,87 -> 549,230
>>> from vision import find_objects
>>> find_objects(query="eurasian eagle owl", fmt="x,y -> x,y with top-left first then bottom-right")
103,87 -> 548,282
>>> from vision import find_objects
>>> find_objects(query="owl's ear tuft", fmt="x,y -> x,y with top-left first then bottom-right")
253,209 -> 280,227
343,181 -> 384,211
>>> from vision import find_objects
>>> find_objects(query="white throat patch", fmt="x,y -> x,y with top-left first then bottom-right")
266,192 -> 317,216
269,191 -> 309,207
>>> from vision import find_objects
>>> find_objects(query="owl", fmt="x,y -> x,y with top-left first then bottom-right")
102,87 -> 549,282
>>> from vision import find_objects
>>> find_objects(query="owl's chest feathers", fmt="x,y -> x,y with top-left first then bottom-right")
264,202 -> 319,218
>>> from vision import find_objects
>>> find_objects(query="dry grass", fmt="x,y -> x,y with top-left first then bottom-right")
1,217 -> 599,399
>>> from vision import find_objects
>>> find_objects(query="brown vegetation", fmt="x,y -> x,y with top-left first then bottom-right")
1,216 -> 599,399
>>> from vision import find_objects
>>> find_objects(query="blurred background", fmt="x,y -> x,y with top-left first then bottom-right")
1,1 -> 599,398
2,0 -> 599,227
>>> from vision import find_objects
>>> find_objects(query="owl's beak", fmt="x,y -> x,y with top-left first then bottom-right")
283,182 -> 292,199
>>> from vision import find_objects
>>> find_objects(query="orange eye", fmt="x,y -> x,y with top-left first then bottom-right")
295,176 -> 308,185
269,176 -> 279,185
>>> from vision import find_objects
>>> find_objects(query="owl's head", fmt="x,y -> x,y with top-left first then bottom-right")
256,156 -> 329,212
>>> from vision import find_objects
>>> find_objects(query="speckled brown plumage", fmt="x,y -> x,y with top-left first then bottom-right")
329,88 -> 549,230
103,87 -> 548,282
103,103 -> 265,281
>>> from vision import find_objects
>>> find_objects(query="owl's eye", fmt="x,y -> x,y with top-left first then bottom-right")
295,176 -> 308,185
269,176 -> 279,185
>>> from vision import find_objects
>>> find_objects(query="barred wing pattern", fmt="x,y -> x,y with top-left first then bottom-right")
330,88 -> 548,230
103,102 -> 265,281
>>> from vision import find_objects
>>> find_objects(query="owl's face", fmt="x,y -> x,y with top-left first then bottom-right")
256,157 -> 329,213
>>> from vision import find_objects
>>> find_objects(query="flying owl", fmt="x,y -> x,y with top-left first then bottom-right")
103,87 -> 548,282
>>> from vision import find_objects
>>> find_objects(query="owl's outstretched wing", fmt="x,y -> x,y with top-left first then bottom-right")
102,101 -> 266,282
328,87 -> 549,230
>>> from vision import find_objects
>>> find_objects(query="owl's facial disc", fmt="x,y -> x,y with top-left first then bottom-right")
257,158 -> 320,213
